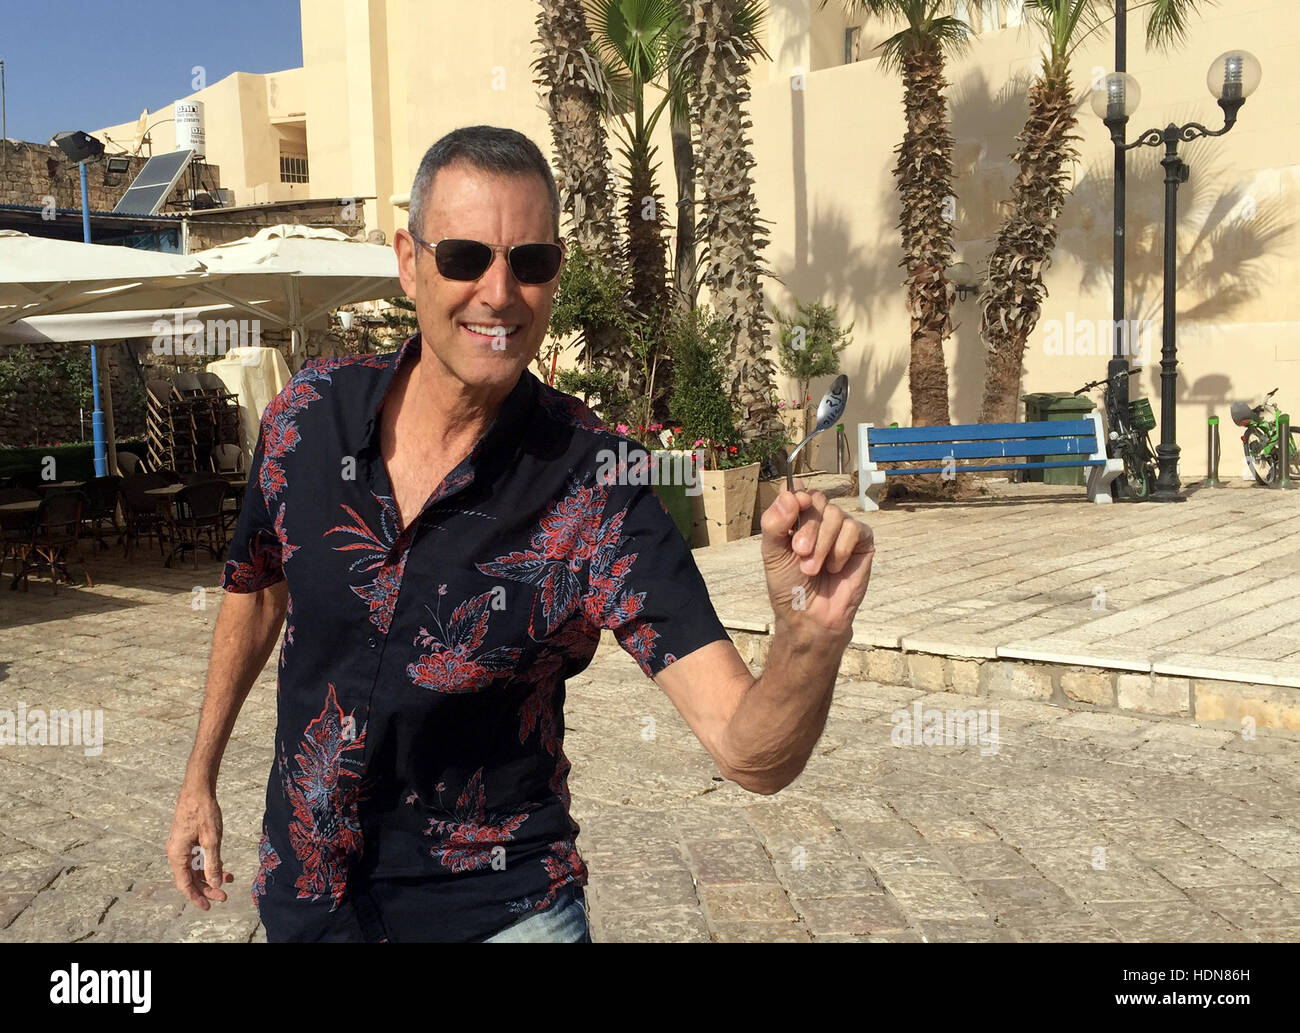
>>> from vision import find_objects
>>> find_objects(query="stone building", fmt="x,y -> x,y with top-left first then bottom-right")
0,140 -> 381,447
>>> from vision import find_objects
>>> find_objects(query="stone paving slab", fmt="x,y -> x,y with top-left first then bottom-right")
696,477 -> 1300,693
3,526 -> 1300,943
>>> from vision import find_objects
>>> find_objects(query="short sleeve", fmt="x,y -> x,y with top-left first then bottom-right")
581,480 -> 731,677
220,408 -> 286,594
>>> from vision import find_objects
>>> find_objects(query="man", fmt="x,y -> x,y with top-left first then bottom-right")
166,125 -> 873,942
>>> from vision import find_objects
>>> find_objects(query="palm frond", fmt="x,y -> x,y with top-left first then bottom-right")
586,0 -> 680,83
1140,0 -> 1218,53
873,15 -> 971,74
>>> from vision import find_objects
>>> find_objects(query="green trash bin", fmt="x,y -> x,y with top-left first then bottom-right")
1021,392 -> 1097,486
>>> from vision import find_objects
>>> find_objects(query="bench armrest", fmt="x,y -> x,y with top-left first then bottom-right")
858,423 -> 887,512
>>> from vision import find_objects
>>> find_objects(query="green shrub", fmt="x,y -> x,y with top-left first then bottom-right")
667,307 -> 740,469
771,298 -> 852,436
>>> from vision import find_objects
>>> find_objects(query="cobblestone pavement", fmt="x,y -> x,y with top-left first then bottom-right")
2,545 -> 1299,943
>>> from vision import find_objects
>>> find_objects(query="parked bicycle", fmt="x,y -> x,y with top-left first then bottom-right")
1073,366 -> 1158,500
1231,388 -> 1300,487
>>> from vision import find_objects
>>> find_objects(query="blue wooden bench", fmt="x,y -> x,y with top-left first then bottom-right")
856,414 -> 1123,511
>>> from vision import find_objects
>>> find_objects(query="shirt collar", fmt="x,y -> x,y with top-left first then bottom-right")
360,330 -> 540,478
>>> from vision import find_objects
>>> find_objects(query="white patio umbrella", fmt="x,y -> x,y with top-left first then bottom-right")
0,229 -> 212,325
0,303 -> 241,345
187,224 -> 401,362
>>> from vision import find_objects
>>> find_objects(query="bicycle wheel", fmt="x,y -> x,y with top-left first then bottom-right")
1243,426 -> 1278,486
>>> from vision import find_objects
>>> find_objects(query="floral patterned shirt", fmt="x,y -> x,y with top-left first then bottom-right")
223,332 -> 730,941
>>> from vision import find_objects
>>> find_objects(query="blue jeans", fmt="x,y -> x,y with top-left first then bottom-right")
482,884 -> 591,943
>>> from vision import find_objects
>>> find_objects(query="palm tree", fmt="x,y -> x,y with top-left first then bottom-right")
662,1 -> 765,312
828,2 -> 970,427
978,0 -> 1215,425
533,0 -> 631,374
586,0 -> 682,338
679,0 -> 783,441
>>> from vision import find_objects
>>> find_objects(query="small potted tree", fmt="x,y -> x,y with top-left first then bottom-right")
772,298 -> 852,473
669,308 -> 760,547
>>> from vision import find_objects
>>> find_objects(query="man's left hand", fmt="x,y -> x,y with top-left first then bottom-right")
760,481 -> 874,639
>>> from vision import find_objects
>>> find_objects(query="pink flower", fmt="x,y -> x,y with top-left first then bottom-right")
616,423 -> 630,435
693,439 -> 704,448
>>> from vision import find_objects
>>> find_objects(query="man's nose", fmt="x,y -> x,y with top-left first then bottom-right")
477,249 -> 521,307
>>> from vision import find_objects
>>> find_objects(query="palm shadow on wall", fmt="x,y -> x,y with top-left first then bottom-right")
945,65 -> 1042,422
1068,130 -> 1292,421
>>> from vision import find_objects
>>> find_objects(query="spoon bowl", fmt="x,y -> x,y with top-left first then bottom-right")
786,374 -> 849,497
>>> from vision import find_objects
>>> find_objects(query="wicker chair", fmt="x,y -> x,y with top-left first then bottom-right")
168,478 -> 230,568
81,475 -> 124,551
0,488 -> 40,577
121,473 -> 172,560
116,451 -> 143,476
211,444 -> 242,474
10,492 -> 93,593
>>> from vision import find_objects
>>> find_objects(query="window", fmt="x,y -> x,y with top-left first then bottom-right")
845,25 -> 862,64
280,155 -> 309,184
1004,0 -> 1024,28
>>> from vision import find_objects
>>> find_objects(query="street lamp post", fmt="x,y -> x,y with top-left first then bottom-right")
1092,51 -> 1261,503
53,130 -> 109,477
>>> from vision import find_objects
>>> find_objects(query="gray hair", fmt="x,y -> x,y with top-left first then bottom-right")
408,125 -> 560,242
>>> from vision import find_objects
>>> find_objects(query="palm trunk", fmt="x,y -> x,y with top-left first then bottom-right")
683,0 -> 781,442
896,36 -> 955,427
624,154 -> 671,337
670,101 -> 697,309
534,0 -> 628,373
979,56 -> 1078,425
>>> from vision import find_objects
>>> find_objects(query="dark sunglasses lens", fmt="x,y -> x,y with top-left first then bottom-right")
509,243 -> 563,284
435,239 -> 493,280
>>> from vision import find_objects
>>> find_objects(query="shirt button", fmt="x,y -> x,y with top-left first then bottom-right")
368,636 -> 377,649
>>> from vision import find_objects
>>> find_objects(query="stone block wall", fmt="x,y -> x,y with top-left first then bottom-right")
0,139 -> 220,214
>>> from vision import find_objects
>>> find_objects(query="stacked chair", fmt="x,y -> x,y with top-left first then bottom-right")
145,373 -> 240,477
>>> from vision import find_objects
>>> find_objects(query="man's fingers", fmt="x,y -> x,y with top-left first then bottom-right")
760,487 -> 812,544
167,837 -> 209,909
798,498 -> 842,575
200,834 -> 225,890
826,514 -> 862,575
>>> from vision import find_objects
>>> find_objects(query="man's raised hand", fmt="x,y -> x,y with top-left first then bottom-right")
759,481 -> 874,639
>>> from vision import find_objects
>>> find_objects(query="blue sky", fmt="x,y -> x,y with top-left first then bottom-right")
0,0 -> 303,143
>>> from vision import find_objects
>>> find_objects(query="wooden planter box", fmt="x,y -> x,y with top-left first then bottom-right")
691,462 -> 760,547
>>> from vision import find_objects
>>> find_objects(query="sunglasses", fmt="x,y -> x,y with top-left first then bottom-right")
410,234 -> 564,285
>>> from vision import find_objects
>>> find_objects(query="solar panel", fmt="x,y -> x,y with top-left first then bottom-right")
112,149 -> 194,215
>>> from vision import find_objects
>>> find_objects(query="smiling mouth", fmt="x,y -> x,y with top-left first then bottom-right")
461,323 -> 521,342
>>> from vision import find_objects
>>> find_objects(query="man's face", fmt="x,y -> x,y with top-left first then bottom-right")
395,162 -> 561,396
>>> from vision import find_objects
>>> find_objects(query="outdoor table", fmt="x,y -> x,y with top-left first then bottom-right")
35,480 -> 86,492
0,500 -> 41,515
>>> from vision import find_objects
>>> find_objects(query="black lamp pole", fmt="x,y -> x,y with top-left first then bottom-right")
1100,45 -> 1254,503
1115,94 -> 1245,501
1110,0 -> 1128,383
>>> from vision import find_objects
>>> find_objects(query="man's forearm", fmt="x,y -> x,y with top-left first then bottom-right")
184,583 -> 287,792
720,621 -> 850,794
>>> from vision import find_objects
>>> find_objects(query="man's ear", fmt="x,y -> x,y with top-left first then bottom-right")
394,228 -> 420,301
